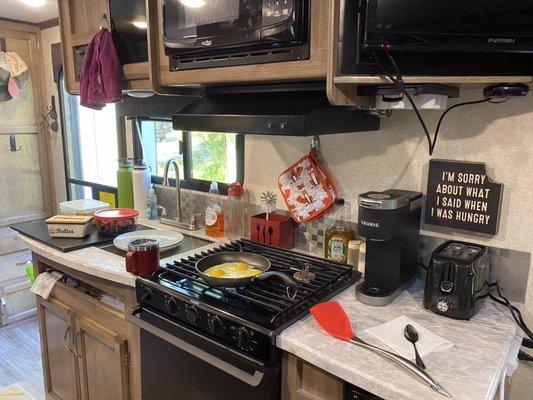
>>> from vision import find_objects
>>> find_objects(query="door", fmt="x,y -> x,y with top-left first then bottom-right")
37,297 -> 79,400
74,317 -> 130,400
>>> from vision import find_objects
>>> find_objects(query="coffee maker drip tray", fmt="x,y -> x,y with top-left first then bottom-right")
355,280 -> 406,306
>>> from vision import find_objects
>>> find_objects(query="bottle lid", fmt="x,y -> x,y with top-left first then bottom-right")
134,159 -> 147,168
228,181 -> 244,197
210,182 -> 219,191
334,198 -> 345,205
348,240 -> 361,249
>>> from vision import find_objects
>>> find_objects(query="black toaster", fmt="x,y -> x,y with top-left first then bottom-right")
424,241 -> 489,320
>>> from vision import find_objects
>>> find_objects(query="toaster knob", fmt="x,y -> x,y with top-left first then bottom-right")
437,299 -> 450,313
440,280 -> 454,294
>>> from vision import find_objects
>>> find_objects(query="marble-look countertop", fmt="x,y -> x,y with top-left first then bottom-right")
277,280 -> 522,400
17,218 -> 226,287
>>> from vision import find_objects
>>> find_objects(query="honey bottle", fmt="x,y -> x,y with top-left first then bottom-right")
325,199 -> 354,263
205,182 -> 225,238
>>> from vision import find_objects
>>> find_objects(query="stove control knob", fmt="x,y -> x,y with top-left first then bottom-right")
237,327 -> 251,350
437,299 -> 450,313
140,287 -> 154,303
185,305 -> 201,324
208,316 -> 225,336
166,298 -> 178,315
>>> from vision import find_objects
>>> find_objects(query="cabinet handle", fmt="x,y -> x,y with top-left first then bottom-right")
73,330 -> 81,358
64,326 -> 73,354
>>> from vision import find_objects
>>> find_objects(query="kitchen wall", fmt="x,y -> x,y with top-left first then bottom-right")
244,88 -> 533,310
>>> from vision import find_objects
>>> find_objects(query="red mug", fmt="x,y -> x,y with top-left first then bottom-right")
125,239 -> 160,276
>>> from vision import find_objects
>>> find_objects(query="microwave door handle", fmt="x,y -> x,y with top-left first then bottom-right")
126,308 -> 266,387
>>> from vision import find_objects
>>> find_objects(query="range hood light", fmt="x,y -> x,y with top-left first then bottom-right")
180,0 -> 206,8
132,20 -> 148,29
19,0 -> 46,7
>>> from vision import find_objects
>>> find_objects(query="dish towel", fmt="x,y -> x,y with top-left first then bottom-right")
30,271 -> 63,300
364,315 -> 453,360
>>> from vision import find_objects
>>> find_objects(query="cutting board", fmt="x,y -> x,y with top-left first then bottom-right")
11,219 -> 150,253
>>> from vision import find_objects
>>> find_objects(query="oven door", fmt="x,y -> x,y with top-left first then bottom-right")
127,308 -> 281,400
163,0 -> 301,55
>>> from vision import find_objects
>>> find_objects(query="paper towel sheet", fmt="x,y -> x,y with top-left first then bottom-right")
364,315 -> 453,360
31,271 -> 63,300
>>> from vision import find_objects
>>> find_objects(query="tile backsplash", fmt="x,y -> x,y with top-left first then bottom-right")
154,184 -> 530,303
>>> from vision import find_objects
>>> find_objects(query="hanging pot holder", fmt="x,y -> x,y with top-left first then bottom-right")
278,147 -> 337,224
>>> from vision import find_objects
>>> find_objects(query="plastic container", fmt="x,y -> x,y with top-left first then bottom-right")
132,161 -> 151,218
226,182 -> 244,238
205,182 -> 224,238
59,199 -> 109,216
117,158 -> 134,209
94,208 -> 139,236
347,239 -> 361,271
45,215 -> 93,238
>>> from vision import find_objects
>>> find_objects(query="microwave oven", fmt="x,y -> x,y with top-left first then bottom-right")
163,0 -> 309,71
363,0 -> 533,53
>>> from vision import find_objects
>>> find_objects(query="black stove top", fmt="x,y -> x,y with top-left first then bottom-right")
135,240 -> 360,364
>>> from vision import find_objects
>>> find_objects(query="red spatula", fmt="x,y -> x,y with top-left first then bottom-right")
310,302 -> 451,398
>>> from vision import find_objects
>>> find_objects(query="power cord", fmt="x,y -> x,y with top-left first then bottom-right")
370,49 -> 510,155
485,281 -> 533,341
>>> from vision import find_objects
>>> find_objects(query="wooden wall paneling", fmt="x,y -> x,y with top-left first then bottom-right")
149,0 -> 331,88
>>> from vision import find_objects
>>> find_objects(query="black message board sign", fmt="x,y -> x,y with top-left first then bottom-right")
425,160 -> 503,235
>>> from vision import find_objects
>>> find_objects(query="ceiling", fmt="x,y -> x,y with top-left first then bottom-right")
0,0 -> 58,24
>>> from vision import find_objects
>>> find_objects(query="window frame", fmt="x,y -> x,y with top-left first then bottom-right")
57,68 -> 119,201
136,118 -> 245,196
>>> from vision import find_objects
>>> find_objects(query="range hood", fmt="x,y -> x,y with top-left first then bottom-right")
172,91 -> 380,136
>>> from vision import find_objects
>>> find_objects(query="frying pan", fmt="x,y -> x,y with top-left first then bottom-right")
195,252 -> 298,289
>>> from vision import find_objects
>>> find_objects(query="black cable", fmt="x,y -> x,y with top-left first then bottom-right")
518,350 -> 533,362
486,281 -> 533,341
371,48 -> 509,155
523,338 -> 533,349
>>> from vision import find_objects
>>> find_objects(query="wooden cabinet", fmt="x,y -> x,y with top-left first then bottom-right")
282,353 -> 344,400
36,278 -> 133,400
57,0 -> 150,94
75,318 -> 130,400
37,297 -> 79,400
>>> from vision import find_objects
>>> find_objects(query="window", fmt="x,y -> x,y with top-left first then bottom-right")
58,71 -> 119,204
139,120 -> 244,192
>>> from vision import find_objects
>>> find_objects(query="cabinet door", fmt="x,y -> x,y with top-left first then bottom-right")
74,318 -> 130,400
37,297 -> 79,400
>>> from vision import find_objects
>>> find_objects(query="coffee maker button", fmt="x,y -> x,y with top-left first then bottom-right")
440,280 -> 454,293
437,299 -> 450,313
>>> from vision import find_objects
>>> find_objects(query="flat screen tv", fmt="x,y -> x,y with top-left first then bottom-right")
363,0 -> 533,53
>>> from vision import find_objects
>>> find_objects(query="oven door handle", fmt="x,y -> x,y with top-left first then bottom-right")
126,308 -> 266,387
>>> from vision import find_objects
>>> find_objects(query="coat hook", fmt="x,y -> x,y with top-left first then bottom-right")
311,135 -> 320,155
99,14 -> 109,30
9,134 -> 21,152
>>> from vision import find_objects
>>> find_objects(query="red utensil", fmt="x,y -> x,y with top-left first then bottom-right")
309,302 -> 451,398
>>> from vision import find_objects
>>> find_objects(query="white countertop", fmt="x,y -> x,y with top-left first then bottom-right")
277,279 -> 522,400
17,218 -> 225,287
19,221 -> 522,400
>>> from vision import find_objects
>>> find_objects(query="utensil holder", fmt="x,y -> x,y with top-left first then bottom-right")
250,213 -> 294,249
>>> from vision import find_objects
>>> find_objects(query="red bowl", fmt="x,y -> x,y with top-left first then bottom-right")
93,208 -> 139,236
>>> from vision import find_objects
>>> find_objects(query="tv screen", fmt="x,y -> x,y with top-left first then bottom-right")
364,0 -> 533,52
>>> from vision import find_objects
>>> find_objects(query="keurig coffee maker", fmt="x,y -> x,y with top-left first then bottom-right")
356,189 -> 423,306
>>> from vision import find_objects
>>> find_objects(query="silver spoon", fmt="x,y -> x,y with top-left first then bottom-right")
404,324 -> 426,370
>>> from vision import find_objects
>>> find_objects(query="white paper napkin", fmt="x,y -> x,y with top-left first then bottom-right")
31,271 -> 63,300
364,315 -> 453,360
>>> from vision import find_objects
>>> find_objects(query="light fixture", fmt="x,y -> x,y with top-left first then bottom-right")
19,0 -> 46,7
132,20 -> 148,30
180,0 -> 206,8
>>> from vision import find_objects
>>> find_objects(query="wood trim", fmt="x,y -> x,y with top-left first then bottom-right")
282,353 -> 344,400
0,125 -> 40,134
149,0 -> 330,88
0,20 -> 40,33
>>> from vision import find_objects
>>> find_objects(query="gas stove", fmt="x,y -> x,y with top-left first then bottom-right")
134,239 -> 360,365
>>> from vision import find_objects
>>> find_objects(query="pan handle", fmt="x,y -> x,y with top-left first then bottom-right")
254,271 -> 298,288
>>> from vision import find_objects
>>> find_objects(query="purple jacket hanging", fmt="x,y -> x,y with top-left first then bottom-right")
79,28 -> 123,110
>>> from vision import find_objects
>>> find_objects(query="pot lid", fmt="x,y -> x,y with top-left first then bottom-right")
94,208 -> 139,220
